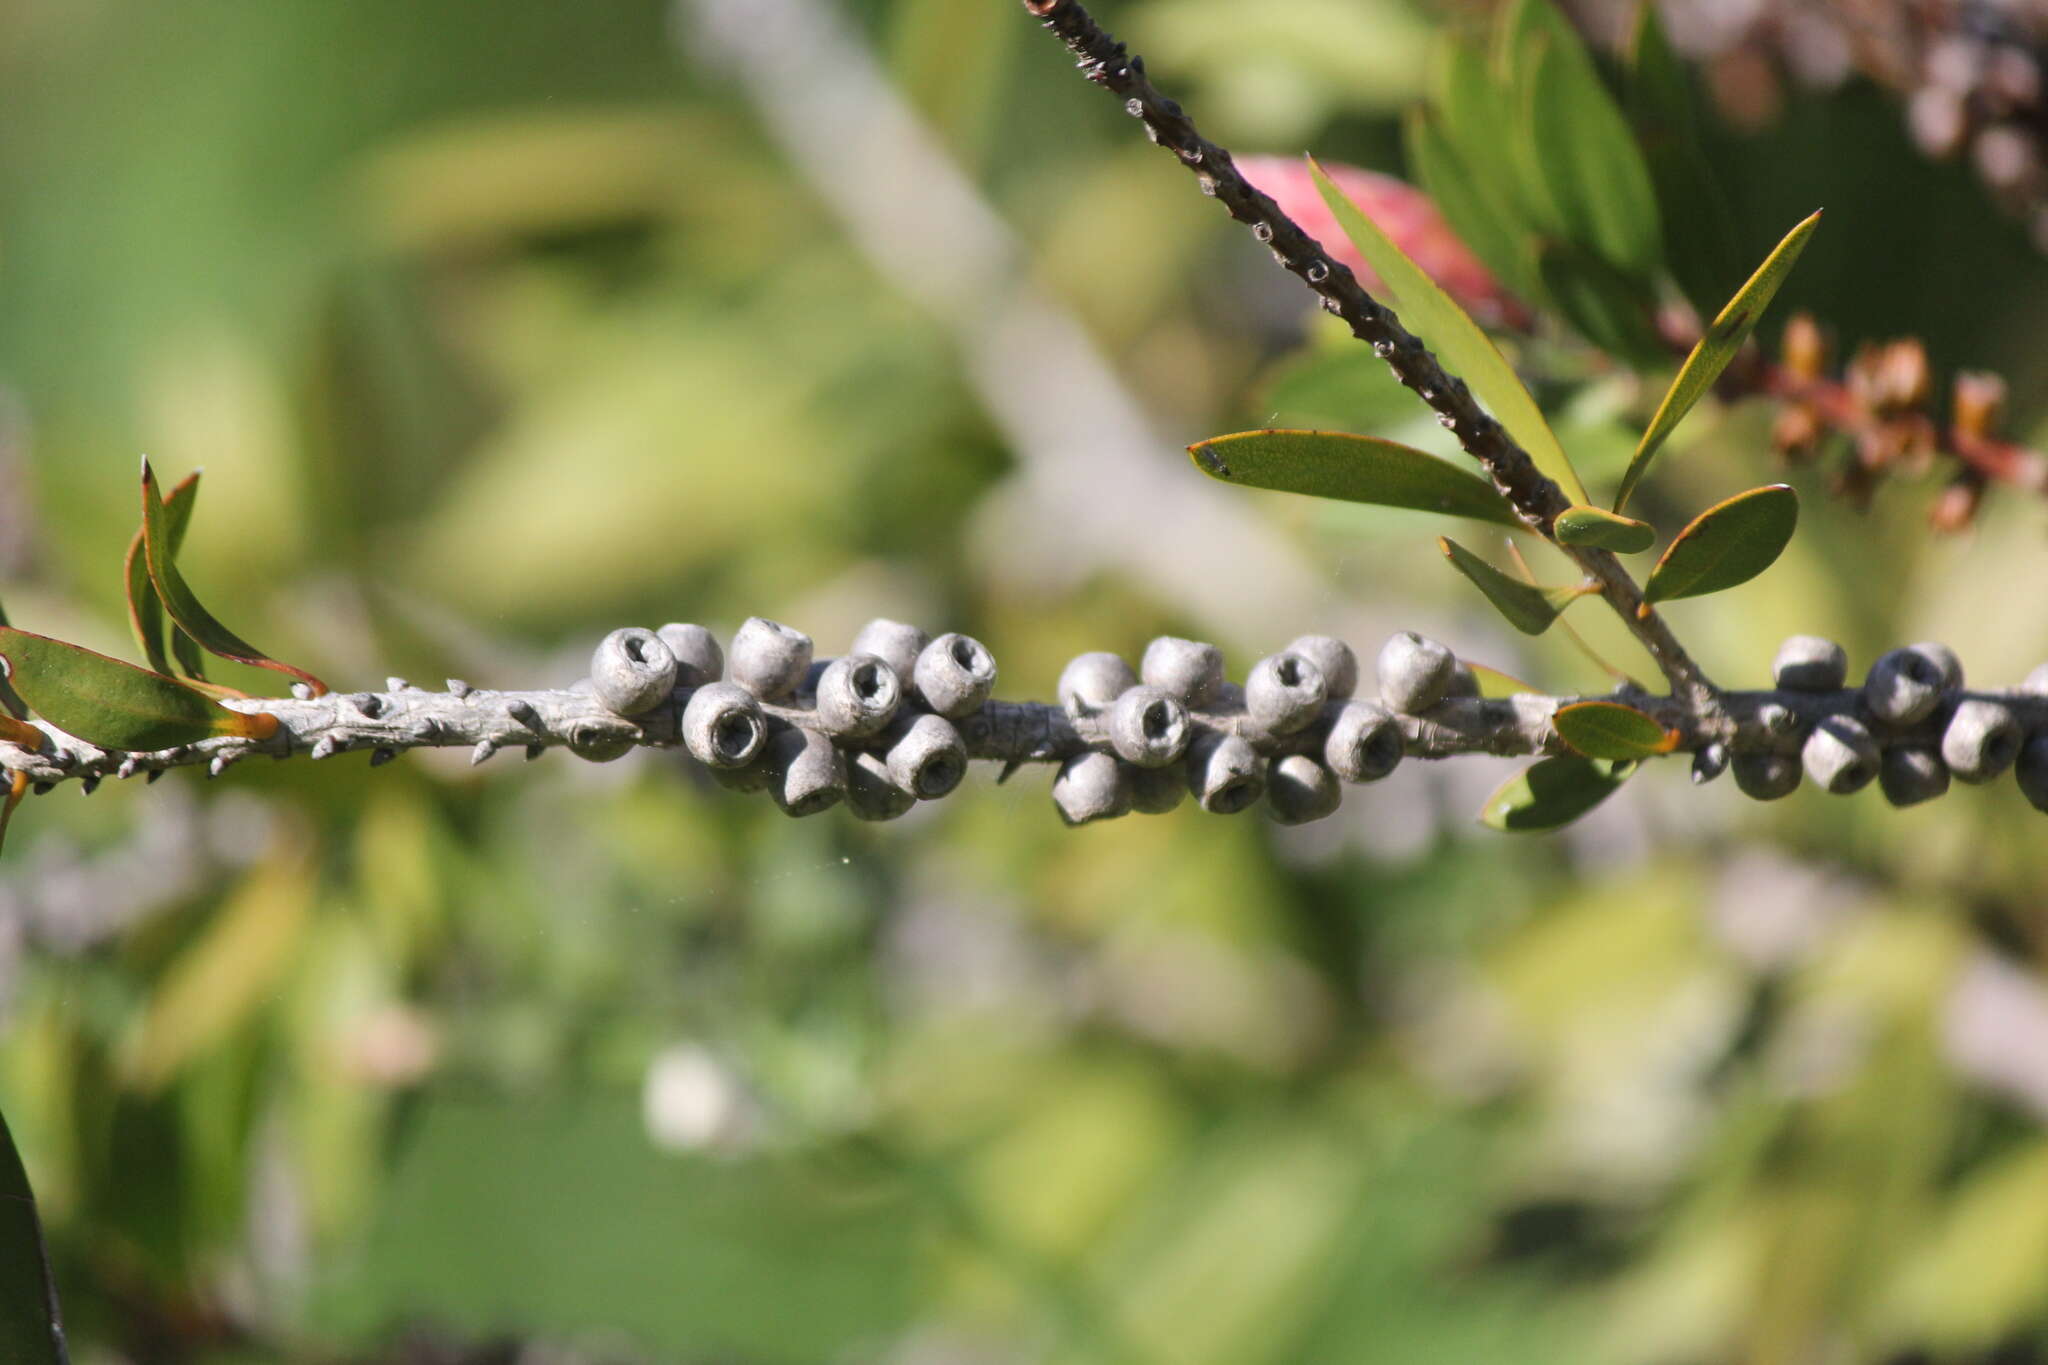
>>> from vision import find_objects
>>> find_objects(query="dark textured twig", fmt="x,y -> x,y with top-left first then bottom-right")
1019,0 -> 1717,709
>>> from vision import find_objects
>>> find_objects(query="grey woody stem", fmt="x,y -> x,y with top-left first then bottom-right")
1018,0 -> 1717,710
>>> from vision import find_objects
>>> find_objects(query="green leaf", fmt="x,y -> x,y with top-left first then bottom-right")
0,1101 -> 67,1363
0,771 -> 23,859
0,628 -> 275,751
1615,212 -> 1823,510
1311,159 -> 1588,505
1480,754 -> 1637,831
1188,429 -> 1518,526
1553,700 -> 1678,759
0,595 -> 22,722
1625,2 -> 1745,319
1534,243 -> 1665,369
1439,536 -> 1592,635
1523,29 -> 1662,276
140,460 -> 328,697
1643,483 -> 1799,604
1401,108 -> 1537,303
1468,661 -> 1535,699
1439,38 -> 1560,243
1552,504 -> 1655,553
125,469 -> 202,678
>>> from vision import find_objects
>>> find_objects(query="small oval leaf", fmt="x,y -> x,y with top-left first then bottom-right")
0,628 -> 275,751
1643,484 -> 1799,604
1440,536 -> 1591,635
1310,159 -> 1589,505
141,461 -> 328,697
1615,211 -> 1823,510
1188,430 -> 1519,526
1554,700 -> 1678,759
1552,504 -> 1655,553
1480,754 -> 1638,832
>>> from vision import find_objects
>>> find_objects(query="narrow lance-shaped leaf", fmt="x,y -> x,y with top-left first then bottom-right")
1467,661 -> 1535,699
0,628 -> 276,751
1402,107 -> 1538,305
1438,39 -> 1559,244
1310,159 -> 1589,505
1615,211 -> 1823,511
1523,29 -> 1663,276
125,470 -> 202,677
1188,430 -> 1518,526
1440,536 -> 1594,635
1643,484 -> 1799,604
1626,0 -> 1745,319
1535,243 -> 1665,370
1481,754 -> 1638,832
140,460 -> 329,696
1553,504 -> 1655,553
0,1100 -> 66,1361
1553,700 -> 1678,759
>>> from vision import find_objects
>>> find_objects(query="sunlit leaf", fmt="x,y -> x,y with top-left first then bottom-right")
1311,160 -> 1588,504
1552,504 -> 1655,553
1523,29 -> 1662,276
1615,212 -> 1822,510
1553,700 -> 1678,759
140,460 -> 329,696
1188,429 -> 1518,525
1643,484 -> 1799,603
1535,243 -> 1664,369
1468,661 -> 1535,698
125,469 -> 202,678
0,628 -> 276,751
1438,38 -> 1558,242
1401,108 -> 1537,303
0,1100 -> 65,1362
1439,536 -> 1592,635
1480,754 -> 1637,831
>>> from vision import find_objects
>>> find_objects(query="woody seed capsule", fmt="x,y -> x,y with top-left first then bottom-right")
1245,652 -> 1327,736
766,727 -> 844,817
1733,752 -> 1802,801
846,751 -> 917,822
1912,641 -> 1964,691
1443,660 -> 1481,700
1377,632 -> 1457,713
1128,762 -> 1186,815
2017,734 -> 2048,814
1186,731 -> 1265,814
1141,637 -> 1224,707
1863,647 -> 1946,726
1059,652 -> 1137,720
682,682 -> 767,769
1772,636 -> 1848,692
850,619 -> 929,683
1284,635 -> 1358,699
1267,754 -> 1341,825
1107,685 -> 1190,768
730,618 -> 813,701
1880,747 -> 1950,807
885,712 -> 967,799
657,623 -> 724,688
1052,751 -> 1131,825
914,634 -> 997,717
812,654 -> 902,739
2022,662 -> 2048,695
1802,715 -> 1879,794
1692,743 -> 1728,784
589,627 -> 678,718
1323,700 -> 1402,783
1944,699 -> 2022,782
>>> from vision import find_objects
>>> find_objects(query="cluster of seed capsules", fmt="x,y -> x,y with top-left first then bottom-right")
1705,635 -> 2048,809
580,619 -> 1407,825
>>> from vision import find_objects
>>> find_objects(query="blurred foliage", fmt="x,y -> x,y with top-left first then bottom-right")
5,1 -> 2048,1363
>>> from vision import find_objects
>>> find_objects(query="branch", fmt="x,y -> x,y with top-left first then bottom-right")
1018,0 -> 1716,709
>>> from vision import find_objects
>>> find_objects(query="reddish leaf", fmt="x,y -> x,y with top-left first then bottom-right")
0,627 -> 276,751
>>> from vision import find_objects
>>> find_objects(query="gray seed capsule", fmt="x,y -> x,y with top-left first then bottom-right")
566,720 -> 638,763
849,619 -> 929,683
2017,734 -> 2048,814
846,752 -> 917,821
1187,732 -> 1265,814
1128,762 -> 1187,815
1802,715 -> 1879,794
885,712 -> 967,799
1880,747 -> 1950,807
914,634 -> 997,717
706,757 -> 775,793
1863,647 -> 1948,726
1691,743 -> 1728,784
656,623 -> 724,688
1758,703 -> 1799,736
1284,634 -> 1358,699
1245,652 -> 1328,736
812,654 -> 903,738
2023,662 -> 2048,696
1058,652 -> 1137,720
1267,754 -> 1341,825
589,627 -> 678,717
1141,637 -> 1224,707
1443,661 -> 1481,701
1772,636 -> 1848,692
1911,641 -> 1964,691
1052,751 -> 1131,825
1377,632 -> 1457,713
729,617 -> 813,701
1942,698 -> 2022,782
682,682 -> 767,770
1107,685 -> 1190,768
1323,700 -> 1402,783
766,728 -> 844,818
1733,751 -> 1803,801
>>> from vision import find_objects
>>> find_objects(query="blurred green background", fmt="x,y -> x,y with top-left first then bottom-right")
7,0 -> 2048,1361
